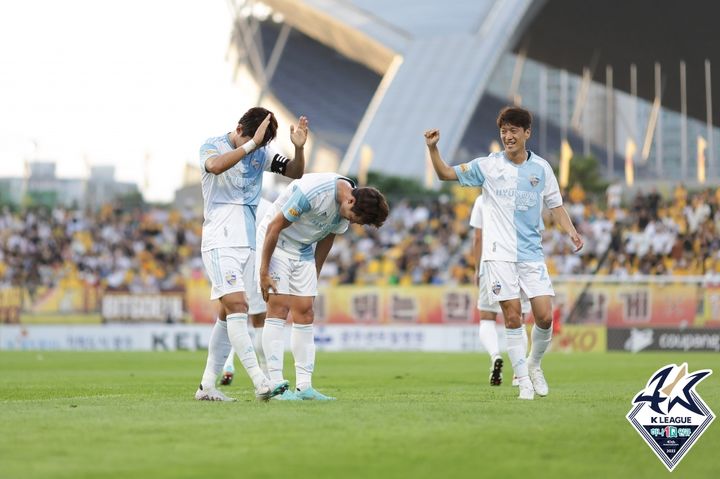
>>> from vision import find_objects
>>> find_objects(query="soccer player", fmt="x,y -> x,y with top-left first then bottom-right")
257,172 -> 389,400
426,106 -> 583,400
195,107 -> 308,401
219,197 -> 273,386
470,193 -> 529,387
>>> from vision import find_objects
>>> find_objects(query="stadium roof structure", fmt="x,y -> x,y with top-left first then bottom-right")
231,0 -> 719,182
235,0 -> 543,180
517,0 -> 720,127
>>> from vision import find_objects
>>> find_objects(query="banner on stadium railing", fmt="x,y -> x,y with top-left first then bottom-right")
607,328 -> 720,352
0,323 -> 608,353
553,282 -> 701,327
178,281 -> 713,326
314,286 -> 482,324
314,284 -> 710,327
0,324 -> 495,352
552,325 -> 606,353
4,280 -> 719,328
3,284 -> 101,324
0,324 -> 212,351
101,292 -> 184,323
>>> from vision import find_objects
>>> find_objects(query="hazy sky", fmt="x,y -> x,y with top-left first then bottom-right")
0,0 -> 250,202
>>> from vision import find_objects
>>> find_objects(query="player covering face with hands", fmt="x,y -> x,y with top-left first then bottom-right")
256,173 -> 389,400
425,106 -> 583,400
195,107 -> 308,402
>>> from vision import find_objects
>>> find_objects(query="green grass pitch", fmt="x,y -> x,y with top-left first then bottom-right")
1,351 -> 718,479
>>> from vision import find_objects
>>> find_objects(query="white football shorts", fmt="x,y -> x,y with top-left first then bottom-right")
477,262 -> 531,314
201,247 -> 254,301
256,251 -> 317,297
256,224 -> 317,297
483,260 -> 554,304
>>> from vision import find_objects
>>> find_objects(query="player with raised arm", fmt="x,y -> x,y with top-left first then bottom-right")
427,106 -> 583,400
470,193 -> 529,387
195,107 -> 308,401
257,173 -> 389,400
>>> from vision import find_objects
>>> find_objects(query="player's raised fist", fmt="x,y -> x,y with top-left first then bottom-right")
424,129 -> 440,147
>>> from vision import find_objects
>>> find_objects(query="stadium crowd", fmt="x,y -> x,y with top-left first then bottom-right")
1,184 -> 719,292
325,183 -> 720,284
0,204 -> 199,293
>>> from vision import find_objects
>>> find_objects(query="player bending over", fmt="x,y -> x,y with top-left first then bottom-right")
257,172 -> 389,400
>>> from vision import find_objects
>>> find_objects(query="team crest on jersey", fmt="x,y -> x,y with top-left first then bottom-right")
459,163 -> 470,173
626,363 -> 715,471
225,271 -> 237,286
529,175 -> 540,187
491,281 -> 501,296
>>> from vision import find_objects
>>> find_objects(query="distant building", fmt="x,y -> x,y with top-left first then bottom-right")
0,161 -> 139,209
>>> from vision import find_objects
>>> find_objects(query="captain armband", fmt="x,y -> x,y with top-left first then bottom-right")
270,153 -> 290,174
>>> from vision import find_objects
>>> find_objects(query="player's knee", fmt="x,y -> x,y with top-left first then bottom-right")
267,303 -> 290,319
535,313 -> 552,329
223,299 -> 249,314
504,313 -> 523,329
294,307 -> 314,325
249,313 -> 266,328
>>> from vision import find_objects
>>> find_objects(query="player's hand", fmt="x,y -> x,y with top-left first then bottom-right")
259,271 -> 278,302
290,116 -> 308,148
570,232 -> 584,253
424,129 -> 440,147
253,114 -> 272,147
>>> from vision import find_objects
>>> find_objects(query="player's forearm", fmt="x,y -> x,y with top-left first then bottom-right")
205,149 -> 246,175
314,235 -> 335,276
427,145 -> 457,181
284,147 -> 305,179
260,227 -> 281,276
473,230 -> 482,275
550,206 -> 578,236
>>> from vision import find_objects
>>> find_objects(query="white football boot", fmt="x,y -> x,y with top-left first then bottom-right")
195,385 -> 237,402
518,377 -> 535,400
528,362 -> 549,397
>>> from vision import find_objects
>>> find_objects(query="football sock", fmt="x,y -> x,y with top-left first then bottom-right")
222,347 -> 235,372
506,327 -> 529,379
263,318 -> 286,382
529,323 -> 553,366
291,323 -> 315,391
253,327 -> 267,375
478,320 -> 500,359
226,313 -> 266,389
200,319 -> 231,389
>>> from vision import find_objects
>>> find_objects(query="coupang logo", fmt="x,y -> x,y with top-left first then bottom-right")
626,363 -> 715,471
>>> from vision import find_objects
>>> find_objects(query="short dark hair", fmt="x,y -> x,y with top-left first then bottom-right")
351,187 -> 389,227
496,106 -> 532,130
238,107 -> 278,147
